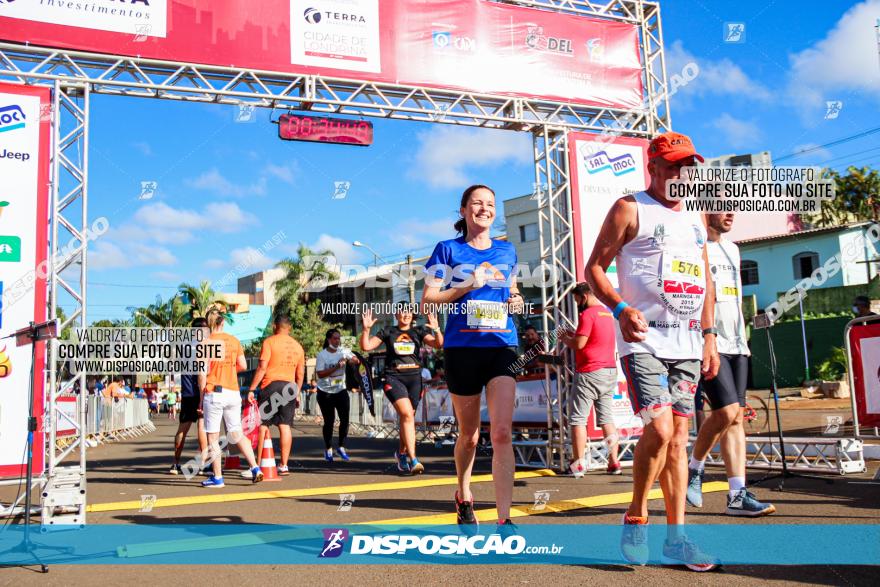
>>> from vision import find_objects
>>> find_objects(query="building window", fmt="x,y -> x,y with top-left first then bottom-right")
792,252 -> 819,279
519,223 -> 538,242
741,260 -> 759,286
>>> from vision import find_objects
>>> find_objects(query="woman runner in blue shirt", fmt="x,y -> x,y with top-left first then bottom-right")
423,184 -> 524,528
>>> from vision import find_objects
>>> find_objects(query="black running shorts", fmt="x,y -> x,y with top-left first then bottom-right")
701,354 -> 748,409
444,346 -> 519,396
384,371 -> 423,410
179,395 -> 201,423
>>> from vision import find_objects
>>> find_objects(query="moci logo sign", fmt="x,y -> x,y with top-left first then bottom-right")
0,105 -> 26,134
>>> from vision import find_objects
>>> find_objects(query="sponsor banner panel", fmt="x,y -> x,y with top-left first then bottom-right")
0,524 -> 877,565
0,83 -> 50,478
1,1 -> 641,108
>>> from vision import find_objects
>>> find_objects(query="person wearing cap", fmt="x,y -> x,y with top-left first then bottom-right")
585,131 -> 720,570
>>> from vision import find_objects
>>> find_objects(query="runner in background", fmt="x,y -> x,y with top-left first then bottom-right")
170,317 -> 209,475
315,329 -> 360,462
423,184 -> 524,528
586,132 -> 720,570
360,307 -> 443,475
166,387 -> 178,420
687,213 -> 776,517
199,306 -> 263,488
560,282 -> 621,477
247,314 -> 305,477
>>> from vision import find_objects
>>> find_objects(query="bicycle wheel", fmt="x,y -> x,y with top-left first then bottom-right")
744,394 -> 770,435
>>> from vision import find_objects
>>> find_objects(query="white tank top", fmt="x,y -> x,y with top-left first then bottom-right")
615,191 -> 707,360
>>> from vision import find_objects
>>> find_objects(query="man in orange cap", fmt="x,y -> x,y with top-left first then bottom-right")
585,131 -> 720,570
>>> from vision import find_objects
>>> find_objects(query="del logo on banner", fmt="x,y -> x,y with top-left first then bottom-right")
0,83 -> 50,479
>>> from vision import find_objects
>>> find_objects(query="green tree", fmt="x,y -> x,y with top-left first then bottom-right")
273,244 -> 337,315
128,294 -> 190,327
178,280 -> 216,320
805,166 -> 880,228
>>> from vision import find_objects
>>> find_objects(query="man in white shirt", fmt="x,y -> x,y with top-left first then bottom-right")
686,213 -> 775,517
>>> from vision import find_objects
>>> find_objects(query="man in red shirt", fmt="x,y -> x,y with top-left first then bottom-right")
561,282 -> 621,476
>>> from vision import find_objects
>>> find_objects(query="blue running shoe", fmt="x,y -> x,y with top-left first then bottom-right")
661,536 -> 719,572
686,468 -> 704,508
324,449 -> 333,463
726,489 -> 776,517
409,457 -> 424,475
395,451 -> 410,473
250,466 -> 264,484
336,447 -> 350,462
201,475 -> 225,488
620,513 -> 649,565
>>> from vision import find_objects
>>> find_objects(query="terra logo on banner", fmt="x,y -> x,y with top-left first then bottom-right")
0,0 -> 168,38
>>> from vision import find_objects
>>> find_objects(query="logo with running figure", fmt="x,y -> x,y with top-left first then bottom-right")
693,225 -> 705,247
319,528 -> 349,558
651,224 -> 667,248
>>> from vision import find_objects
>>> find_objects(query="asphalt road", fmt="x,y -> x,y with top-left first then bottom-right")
1,414 -> 877,586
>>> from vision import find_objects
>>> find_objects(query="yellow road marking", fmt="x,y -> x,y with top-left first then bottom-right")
365,481 -> 730,524
87,469 -> 557,513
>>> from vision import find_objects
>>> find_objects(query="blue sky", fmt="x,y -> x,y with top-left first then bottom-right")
80,0 -> 880,322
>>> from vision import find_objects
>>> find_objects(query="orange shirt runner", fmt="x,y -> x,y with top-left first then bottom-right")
205,332 -> 243,392
259,334 -> 305,388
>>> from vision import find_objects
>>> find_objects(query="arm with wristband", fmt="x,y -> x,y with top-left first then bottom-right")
585,198 -> 648,343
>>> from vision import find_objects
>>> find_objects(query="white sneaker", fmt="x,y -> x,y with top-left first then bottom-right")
240,468 -> 254,479
569,459 -> 586,479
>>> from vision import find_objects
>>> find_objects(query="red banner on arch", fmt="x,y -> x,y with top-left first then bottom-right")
0,0 -> 643,109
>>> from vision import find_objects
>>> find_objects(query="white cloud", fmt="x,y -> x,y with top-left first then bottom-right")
787,0 -> 880,113
228,247 -> 274,272
666,40 -> 772,105
88,241 -> 176,270
409,126 -> 531,188
186,168 -> 267,198
388,218 -> 453,250
129,201 -> 257,243
310,234 -> 364,265
132,141 -> 153,156
263,161 -> 299,184
204,259 -> 226,269
88,242 -> 129,270
710,113 -> 762,150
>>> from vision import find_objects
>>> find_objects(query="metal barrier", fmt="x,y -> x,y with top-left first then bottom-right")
83,395 -> 155,447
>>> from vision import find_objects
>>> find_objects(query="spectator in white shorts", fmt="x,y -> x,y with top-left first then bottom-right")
561,282 -> 621,477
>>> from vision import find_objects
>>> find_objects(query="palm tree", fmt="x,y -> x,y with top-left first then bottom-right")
178,280 -> 216,320
273,244 -> 337,315
128,294 -> 190,327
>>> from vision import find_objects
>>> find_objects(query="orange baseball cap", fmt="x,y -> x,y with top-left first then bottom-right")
647,132 -> 704,163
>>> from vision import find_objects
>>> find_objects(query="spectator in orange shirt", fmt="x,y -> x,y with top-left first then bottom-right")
247,314 -> 305,476
199,306 -> 263,488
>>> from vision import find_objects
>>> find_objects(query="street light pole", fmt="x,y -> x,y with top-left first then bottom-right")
352,240 -> 381,268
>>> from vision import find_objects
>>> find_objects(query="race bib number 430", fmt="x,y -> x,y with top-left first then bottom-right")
466,300 -> 508,329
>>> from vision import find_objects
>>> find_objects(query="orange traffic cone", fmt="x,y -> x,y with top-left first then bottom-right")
258,428 -> 281,482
